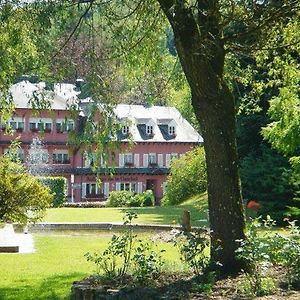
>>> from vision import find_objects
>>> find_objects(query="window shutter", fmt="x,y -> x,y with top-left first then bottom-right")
104,182 -> 110,197
81,183 -> 86,198
134,154 -> 140,167
158,154 -> 163,167
119,153 -> 124,167
116,182 -> 121,191
166,154 -> 171,167
143,154 -> 149,167
138,182 -> 143,193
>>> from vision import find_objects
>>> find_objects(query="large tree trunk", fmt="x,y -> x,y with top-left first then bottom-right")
158,1 -> 246,273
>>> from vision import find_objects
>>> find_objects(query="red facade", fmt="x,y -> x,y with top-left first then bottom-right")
0,81 -> 202,203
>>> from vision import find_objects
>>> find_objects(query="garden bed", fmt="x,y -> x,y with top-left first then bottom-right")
72,267 -> 300,300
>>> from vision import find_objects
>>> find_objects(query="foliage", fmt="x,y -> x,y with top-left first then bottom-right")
237,217 -> 300,295
85,211 -> 166,282
175,229 -> 209,276
132,240 -> 165,283
141,190 -> 155,207
107,190 -> 155,207
236,217 -> 275,296
85,211 -> 137,278
106,191 -> 135,207
163,147 -> 207,205
239,145 -> 294,223
39,177 -> 67,207
0,156 -> 52,224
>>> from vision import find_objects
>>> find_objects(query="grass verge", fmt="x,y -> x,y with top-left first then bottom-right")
0,232 -> 182,300
43,193 -> 208,227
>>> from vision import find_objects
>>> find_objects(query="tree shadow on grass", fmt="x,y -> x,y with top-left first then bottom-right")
0,272 -> 85,300
118,202 -> 208,227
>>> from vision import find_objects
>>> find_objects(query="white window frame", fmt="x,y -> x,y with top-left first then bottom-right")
124,153 -> 133,165
84,182 -> 104,197
120,182 -> 137,193
56,119 -> 74,133
53,151 -> 70,164
168,125 -> 176,135
146,125 -> 153,135
148,153 -> 157,165
122,125 -> 129,135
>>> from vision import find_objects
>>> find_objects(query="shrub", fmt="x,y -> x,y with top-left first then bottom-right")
107,190 -> 155,207
175,229 -> 209,276
0,156 -> 52,224
85,211 -> 165,284
63,202 -> 106,208
107,191 -> 135,207
39,177 -> 67,207
236,217 -> 300,295
85,212 -> 138,278
142,190 -> 155,207
163,147 -> 207,206
132,240 -> 165,283
128,194 -> 144,207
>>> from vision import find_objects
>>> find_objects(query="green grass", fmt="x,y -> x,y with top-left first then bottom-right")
44,193 -> 208,227
0,233 -> 182,300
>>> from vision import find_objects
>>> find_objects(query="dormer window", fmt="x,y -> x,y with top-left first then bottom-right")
146,125 -> 153,135
168,125 -> 176,136
122,125 -> 129,135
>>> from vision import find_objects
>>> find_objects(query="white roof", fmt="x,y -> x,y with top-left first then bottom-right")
9,80 -> 78,110
9,80 -> 203,144
114,104 -> 203,143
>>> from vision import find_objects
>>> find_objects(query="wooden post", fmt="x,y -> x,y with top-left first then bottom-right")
181,209 -> 191,232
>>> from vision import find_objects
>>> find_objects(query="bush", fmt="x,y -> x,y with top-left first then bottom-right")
127,194 -> 143,207
63,202 -> 106,208
107,191 -> 135,207
107,190 -> 155,207
39,177 -> 67,207
163,147 -> 207,205
0,156 -> 52,224
142,190 -> 155,207
85,211 -> 165,284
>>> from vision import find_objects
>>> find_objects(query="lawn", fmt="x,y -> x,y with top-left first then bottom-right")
44,193 -> 208,227
0,232 -> 183,300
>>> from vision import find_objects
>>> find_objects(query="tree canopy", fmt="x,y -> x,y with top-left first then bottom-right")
0,0 -> 299,273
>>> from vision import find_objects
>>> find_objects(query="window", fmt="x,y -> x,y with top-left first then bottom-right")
53,152 -> 70,164
8,118 -> 24,131
120,182 -> 137,193
17,121 -> 24,130
38,122 -> 44,131
122,125 -> 129,135
146,125 -> 153,135
85,183 -> 103,197
56,119 -> 74,133
168,125 -> 176,136
29,122 -> 37,131
45,122 -> 52,132
10,121 -> 17,130
124,153 -> 133,166
148,153 -> 157,165
28,150 -> 49,164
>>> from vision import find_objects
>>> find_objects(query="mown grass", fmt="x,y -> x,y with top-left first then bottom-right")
44,193 -> 208,227
0,232 -> 183,300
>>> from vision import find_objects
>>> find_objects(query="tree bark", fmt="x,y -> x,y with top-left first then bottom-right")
158,0 -> 246,273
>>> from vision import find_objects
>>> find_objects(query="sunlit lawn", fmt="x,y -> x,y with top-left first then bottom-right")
0,232 -> 183,300
43,193 -> 209,227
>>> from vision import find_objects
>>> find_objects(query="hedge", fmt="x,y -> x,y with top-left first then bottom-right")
39,177 -> 67,207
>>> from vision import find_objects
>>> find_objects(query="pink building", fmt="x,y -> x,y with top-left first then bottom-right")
0,79 -> 203,203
